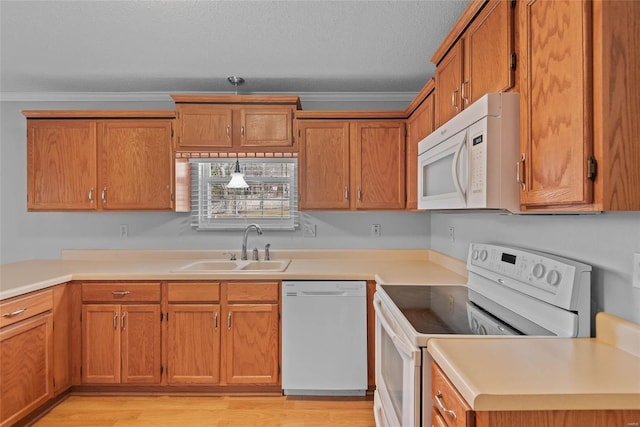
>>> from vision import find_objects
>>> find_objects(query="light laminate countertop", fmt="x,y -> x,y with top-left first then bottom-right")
428,313 -> 640,411
0,249 -> 468,300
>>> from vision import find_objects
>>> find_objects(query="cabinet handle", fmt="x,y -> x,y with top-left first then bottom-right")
113,311 -> 118,330
452,89 -> 459,112
101,186 -> 107,205
516,153 -> 526,191
226,126 -> 230,138
241,126 -> 245,137
227,312 -> 231,329
2,308 -> 27,318
121,312 -> 126,330
214,312 -> 218,329
434,390 -> 457,420
462,80 -> 469,106
357,188 -> 362,201
88,187 -> 94,203
111,291 -> 130,297
344,186 -> 349,200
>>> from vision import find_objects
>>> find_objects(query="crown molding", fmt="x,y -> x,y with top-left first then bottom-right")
0,91 -> 417,104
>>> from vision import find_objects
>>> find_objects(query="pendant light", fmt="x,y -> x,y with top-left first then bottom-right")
226,76 -> 249,189
227,157 -> 249,189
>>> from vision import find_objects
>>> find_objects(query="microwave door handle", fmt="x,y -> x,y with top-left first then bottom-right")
451,135 -> 467,200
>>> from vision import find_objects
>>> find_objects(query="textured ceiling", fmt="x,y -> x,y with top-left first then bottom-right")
0,0 -> 470,95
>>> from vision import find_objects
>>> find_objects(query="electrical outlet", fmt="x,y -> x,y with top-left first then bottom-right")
119,224 -> 128,238
449,226 -> 455,242
303,223 -> 316,238
371,224 -> 381,237
633,253 -> 640,289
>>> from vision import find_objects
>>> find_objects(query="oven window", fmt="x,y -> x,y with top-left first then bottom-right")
380,323 -> 404,417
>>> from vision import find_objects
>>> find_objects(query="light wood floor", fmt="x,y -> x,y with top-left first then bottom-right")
33,395 -> 376,427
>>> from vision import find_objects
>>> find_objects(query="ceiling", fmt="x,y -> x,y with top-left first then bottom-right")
0,1 -> 470,97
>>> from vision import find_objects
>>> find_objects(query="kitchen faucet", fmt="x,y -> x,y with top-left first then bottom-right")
241,223 -> 263,260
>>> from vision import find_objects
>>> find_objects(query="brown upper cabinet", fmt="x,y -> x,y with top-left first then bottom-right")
296,113 -> 406,210
24,111 -> 175,211
172,95 -> 301,152
405,80 -> 435,211
518,0 -> 640,211
432,0 -> 515,128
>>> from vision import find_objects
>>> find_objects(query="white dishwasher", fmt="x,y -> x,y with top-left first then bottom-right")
282,280 -> 367,396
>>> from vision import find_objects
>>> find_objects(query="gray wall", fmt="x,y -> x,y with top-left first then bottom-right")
430,212 -> 640,325
0,97 -> 428,263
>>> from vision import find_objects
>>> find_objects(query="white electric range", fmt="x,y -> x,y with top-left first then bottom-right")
373,243 -> 592,427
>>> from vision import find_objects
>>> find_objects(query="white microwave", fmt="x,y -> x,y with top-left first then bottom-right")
417,92 -> 520,212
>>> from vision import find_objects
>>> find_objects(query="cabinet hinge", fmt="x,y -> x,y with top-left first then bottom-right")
53,377 -> 56,388
511,52 -> 517,70
587,156 -> 598,181
170,125 -> 174,138
161,366 -> 164,375
160,312 -> 164,322
511,0 -> 516,9
166,312 -> 169,321
80,366 -> 82,376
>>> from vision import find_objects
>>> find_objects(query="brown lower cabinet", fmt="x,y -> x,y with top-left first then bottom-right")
165,281 -> 279,386
0,289 -> 54,427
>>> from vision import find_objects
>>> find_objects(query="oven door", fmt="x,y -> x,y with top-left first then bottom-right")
374,293 -> 421,427
417,128 -> 468,210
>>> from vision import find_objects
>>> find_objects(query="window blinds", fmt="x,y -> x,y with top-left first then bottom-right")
190,157 -> 298,230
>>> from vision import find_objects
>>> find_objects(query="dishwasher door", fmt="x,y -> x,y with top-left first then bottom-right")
282,281 -> 367,396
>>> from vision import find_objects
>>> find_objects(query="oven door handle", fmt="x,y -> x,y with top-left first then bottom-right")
374,295 -> 420,363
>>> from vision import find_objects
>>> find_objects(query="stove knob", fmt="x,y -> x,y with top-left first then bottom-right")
478,325 -> 487,335
532,263 -> 546,279
479,249 -> 488,262
472,249 -> 479,261
546,270 -> 561,286
471,318 -> 479,332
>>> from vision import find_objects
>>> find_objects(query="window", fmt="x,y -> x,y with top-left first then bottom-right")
190,157 -> 298,230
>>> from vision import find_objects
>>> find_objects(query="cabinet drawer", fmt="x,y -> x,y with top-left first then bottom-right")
225,282 -> 279,302
432,407 -> 448,427
167,282 -> 220,302
82,283 -> 161,302
0,289 -> 53,328
432,363 -> 473,427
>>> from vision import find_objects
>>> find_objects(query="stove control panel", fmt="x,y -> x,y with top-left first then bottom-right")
467,243 -> 592,310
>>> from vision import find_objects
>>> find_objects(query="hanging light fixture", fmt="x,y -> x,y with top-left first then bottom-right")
227,156 -> 249,189
226,76 -> 249,189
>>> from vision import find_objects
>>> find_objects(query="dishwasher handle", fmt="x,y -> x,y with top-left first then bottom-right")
298,291 -> 348,297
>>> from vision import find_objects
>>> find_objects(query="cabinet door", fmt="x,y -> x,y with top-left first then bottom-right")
464,0 -> 514,107
0,314 -> 53,427
223,304 -> 279,385
298,120 -> 351,209
99,120 -> 173,210
240,106 -> 293,147
121,304 -> 162,384
353,121 -> 406,210
406,95 -> 435,210
27,120 -> 97,210
167,304 -> 221,384
435,41 -> 463,128
176,104 -> 233,149
82,304 -> 120,384
520,0 -> 593,207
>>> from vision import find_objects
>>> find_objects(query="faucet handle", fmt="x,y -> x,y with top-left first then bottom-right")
223,252 -> 237,261
252,247 -> 259,261
264,243 -> 271,261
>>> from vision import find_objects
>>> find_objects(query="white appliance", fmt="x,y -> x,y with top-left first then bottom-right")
282,280 -> 367,396
373,243 -> 592,427
417,92 -> 520,211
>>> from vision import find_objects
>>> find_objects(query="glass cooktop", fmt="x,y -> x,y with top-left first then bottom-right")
380,285 -> 472,334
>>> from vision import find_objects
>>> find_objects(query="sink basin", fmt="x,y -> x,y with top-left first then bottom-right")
174,259 -> 290,273
240,260 -> 290,271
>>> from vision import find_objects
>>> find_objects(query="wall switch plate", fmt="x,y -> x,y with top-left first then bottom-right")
633,253 -> 640,289
303,223 -> 316,238
371,224 -> 381,237
119,224 -> 128,238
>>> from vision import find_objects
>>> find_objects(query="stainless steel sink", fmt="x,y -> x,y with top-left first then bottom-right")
174,259 -> 290,273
